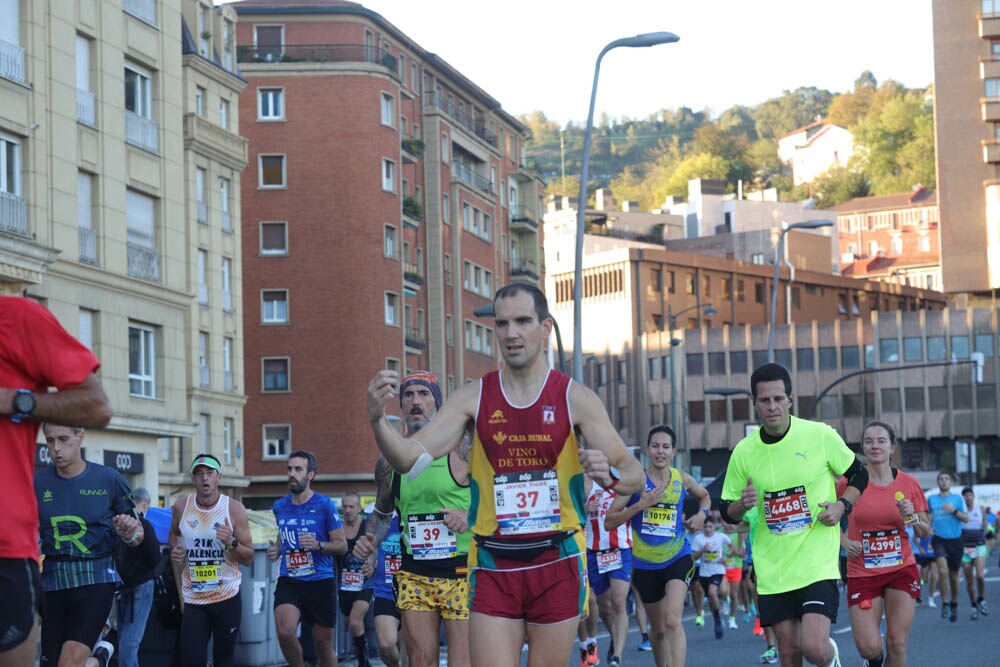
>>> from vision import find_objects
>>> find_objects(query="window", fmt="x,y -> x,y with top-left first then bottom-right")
196,249 -> 208,304
796,348 -> 814,370
951,335 -> 970,359
380,92 -> 395,126
384,292 -> 399,325
198,331 -> 209,387
754,282 -> 764,304
819,346 -> 838,370
751,253 -> 765,265
891,237 -> 903,254
382,159 -> 396,192
685,273 -> 695,294
463,320 -> 494,355
879,338 -> 899,363
198,4 -> 210,56
443,253 -> 452,284
0,134 -> 20,199
195,86 -> 205,116
76,35 -> 94,126
383,225 -> 397,258
707,352 -> 726,375
77,171 -> 96,263
903,337 -> 923,362
686,353 -> 703,376
199,414 -> 210,454
219,178 -> 231,231
78,309 -> 95,350
882,388 -> 901,412
446,314 -> 454,346
263,425 -> 291,460
442,194 -> 450,223
221,257 -> 233,311
254,25 -> 284,60
842,346 -> 860,369
262,357 -> 289,392
919,235 -> 930,252
223,418 -> 234,465
441,133 -> 449,163
126,189 -> 158,280
223,337 -> 234,391
258,88 -> 284,120
927,336 -> 946,361
260,222 -> 288,255
219,98 -> 229,129
975,333 -> 995,357
196,168 -> 207,223
729,351 -> 747,374
259,155 -> 286,188
262,290 -> 288,323
987,77 -> 1000,99
128,324 -> 156,397
124,63 -> 152,118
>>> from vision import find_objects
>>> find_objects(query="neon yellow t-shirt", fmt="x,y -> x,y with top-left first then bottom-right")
721,415 -> 854,595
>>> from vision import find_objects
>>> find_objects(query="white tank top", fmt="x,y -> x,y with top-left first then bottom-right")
179,494 -> 242,603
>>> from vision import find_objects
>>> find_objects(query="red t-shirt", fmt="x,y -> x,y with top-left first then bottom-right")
0,297 -> 101,561
838,470 -> 929,578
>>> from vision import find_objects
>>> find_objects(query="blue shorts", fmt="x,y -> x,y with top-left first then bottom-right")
586,548 -> 633,597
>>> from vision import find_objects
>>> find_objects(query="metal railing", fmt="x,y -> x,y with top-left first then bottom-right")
423,90 -> 496,146
125,111 -> 159,152
77,89 -> 96,127
123,0 -> 157,26
0,38 -> 25,84
405,327 -> 427,349
0,191 -> 28,236
79,227 -> 97,264
236,44 -> 396,71
126,242 -> 160,282
452,162 -> 492,194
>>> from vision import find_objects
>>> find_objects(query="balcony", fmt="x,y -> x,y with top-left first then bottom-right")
452,162 -> 492,194
983,97 -> 1000,122
126,242 -> 160,282
77,89 -> 96,127
423,90 -> 497,147
984,139 -> 1000,164
123,0 -> 157,26
405,327 -> 427,351
404,262 -> 424,291
0,38 -> 25,84
401,138 -> 424,163
0,192 -> 27,236
125,111 -> 159,153
79,227 -> 97,264
183,114 -> 248,170
510,259 -> 540,282
236,44 -> 397,72
509,205 -> 538,231
982,12 -> 1000,38
197,201 -> 207,224
402,196 -> 423,229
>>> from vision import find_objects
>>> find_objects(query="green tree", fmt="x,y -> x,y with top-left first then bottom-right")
662,152 -> 730,199
809,166 -> 871,208
850,90 -> 934,194
754,86 -> 834,141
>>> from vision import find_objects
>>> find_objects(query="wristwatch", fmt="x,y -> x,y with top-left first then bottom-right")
701,508 -> 712,519
606,466 -> 621,490
11,389 -> 35,423
838,497 -> 853,516
317,541 -> 325,552
226,538 -> 240,551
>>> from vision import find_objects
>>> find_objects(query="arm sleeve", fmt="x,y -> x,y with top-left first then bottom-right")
841,455 -> 868,495
719,500 -> 742,525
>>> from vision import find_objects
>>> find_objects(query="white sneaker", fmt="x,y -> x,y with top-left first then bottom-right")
92,640 -> 114,667
928,598 -> 937,608
827,637 -> 840,667
728,617 -> 738,629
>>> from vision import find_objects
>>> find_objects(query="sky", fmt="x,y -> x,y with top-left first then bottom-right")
355,0 -> 934,126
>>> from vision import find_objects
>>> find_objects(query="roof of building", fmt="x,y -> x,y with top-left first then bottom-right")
831,187 -> 937,213
840,251 -> 940,277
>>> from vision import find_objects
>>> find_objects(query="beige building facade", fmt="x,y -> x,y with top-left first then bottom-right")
0,0 -> 247,504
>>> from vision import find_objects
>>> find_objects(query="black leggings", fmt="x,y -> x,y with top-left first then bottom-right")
179,593 -> 242,667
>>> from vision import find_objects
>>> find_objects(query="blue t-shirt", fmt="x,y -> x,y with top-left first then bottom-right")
35,462 -> 135,591
273,493 -> 343,581
928,492 -> 965,539
374,515 -> 401,601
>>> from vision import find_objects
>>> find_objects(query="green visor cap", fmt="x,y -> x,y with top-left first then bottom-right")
191,455 -> 222,473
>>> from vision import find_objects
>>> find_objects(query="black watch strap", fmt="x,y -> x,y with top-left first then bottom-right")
838,497 -> 853,516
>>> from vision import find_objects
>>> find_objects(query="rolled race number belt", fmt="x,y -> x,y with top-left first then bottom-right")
474,530 -> 575,562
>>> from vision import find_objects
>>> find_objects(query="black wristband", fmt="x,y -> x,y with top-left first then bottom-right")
838,497 -> 853,516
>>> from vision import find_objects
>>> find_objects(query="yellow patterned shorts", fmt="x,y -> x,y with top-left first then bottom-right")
393,570 -> 470,620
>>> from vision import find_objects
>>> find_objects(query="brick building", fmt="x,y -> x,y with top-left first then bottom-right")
833,187 -> 941,290
232,0 -> 543,503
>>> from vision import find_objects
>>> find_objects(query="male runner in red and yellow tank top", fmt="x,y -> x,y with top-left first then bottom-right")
367,282 -> 644,667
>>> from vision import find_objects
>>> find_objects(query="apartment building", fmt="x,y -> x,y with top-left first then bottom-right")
933,0 -> 1000,296
0,0 -> 247,502
232,0 -> 544,503
833,187 -> 941,289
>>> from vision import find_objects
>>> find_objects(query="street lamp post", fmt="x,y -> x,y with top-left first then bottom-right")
767,219 -> 834,363
665,303 -> 716,467
573,31 -> 680,382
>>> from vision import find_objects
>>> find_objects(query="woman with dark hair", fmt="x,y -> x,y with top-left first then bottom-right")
839,421 -> 929,667
606,425 -> 710,667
